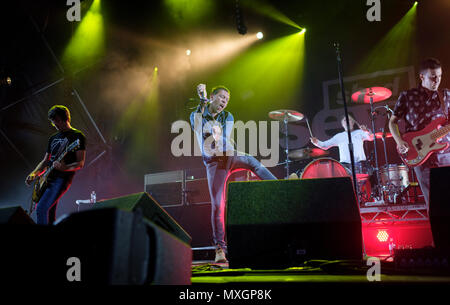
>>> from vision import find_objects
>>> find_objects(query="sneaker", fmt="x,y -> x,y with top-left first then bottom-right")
215,246 -> 228,263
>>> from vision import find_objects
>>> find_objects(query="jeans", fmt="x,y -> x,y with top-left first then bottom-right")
204,154 -> 277,251
36,177 -> 71,225
414,152 -> 450,210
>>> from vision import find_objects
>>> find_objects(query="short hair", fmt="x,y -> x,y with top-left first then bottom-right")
420,58 -> 441,73
48,105 -> 71,122
210,85 -> 230,97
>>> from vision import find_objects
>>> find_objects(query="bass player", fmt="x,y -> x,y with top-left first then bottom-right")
389,58 -> 450,208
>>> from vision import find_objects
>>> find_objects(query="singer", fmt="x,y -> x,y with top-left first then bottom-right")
189,83 -> 277,263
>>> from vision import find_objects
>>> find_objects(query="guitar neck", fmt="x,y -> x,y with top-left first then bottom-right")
431,124 -> 450,140
44,148 -> 70,178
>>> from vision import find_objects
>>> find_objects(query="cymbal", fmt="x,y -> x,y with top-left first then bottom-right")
351,87 -> 392,103
288,147 -> 329,160
269,110 -> 304,122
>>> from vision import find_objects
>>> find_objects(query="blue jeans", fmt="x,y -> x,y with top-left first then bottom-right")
36,177 -> 71,225
414,152 -> 450,210
205,154 -> 277,251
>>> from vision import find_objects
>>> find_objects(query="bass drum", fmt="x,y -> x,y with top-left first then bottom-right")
300,158 -> 350,179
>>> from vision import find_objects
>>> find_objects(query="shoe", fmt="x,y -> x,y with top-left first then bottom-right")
215,246 -> 228,263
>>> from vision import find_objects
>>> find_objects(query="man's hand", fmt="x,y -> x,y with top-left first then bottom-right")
359,124 -> 369,132
53,161 -> 67,172
25,173 -> 37,186
396,140 -> 409,154
197,84 -> 207,101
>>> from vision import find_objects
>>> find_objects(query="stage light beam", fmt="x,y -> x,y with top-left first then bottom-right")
62,0 -> 105,72
356,3 -> 417,73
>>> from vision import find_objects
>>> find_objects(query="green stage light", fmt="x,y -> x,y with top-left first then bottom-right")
355,3 -> 417,73
256,32 -> 264,40
299,28 -> 306,35
62,0 -> 104,72
243,0 -> 301,30
115,66 -> 161,173
207,32 -> 306,120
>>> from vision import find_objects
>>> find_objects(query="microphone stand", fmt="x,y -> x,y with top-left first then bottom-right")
334,43 -> 359,206
335,43 -> 367,259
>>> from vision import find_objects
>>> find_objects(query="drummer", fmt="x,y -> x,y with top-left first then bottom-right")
310,114 -> 373,175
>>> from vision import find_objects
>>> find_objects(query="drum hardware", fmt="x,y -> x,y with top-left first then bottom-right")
288,147 -> 329,160
269,109 -> 304,179
352,87 -> 393,205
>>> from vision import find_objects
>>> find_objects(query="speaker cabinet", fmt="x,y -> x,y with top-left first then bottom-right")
94,192 -> 191,245
430,166 -> 450,251
226,177 -> 363,269
0,206 -> 35,224
57,208 -> 192,285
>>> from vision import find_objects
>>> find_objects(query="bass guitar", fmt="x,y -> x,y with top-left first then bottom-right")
32,139 -> 81,202
398,117 -> 450,167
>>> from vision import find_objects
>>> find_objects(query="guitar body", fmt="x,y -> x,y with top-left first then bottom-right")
400,117 -> 449,167
30,139 -> 81,203
32,176 -> 47,203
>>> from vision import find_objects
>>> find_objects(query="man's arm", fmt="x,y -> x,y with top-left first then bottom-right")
25,153 -> 50,186
389,114 -> 409,153
53,150 -> 86,172
310,135 -> 337,150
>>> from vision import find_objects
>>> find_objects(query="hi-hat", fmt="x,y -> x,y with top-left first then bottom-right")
269,110 -> 304,122
351,87 -> 392,103
288,147 -> 329,160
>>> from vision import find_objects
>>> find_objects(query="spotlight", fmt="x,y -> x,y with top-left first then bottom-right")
0,76 -> 12,86
414,1 -> 418,6
377,230 -> 389,242
186,49 -> 191,56
256,32 -> 264,40
298,28 -> 306,35
154,67 -> 158,72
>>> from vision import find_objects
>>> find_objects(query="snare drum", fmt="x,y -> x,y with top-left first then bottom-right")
300,158 -> 350,179
379,164 -> 409,189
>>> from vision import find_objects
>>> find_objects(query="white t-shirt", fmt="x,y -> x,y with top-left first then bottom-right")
316,129 -> 371,163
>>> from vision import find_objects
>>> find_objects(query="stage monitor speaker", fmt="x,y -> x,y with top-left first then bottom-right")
226,177 -> 363,269
56,208 -> 192,285
430,166 -> 450,251
93,192 -> 191,245
0,206 -> 35,224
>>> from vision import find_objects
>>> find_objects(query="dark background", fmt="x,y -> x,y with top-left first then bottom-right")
0,0 -> 448,220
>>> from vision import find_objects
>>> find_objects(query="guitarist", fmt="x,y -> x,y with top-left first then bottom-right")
25,105 -> 86,225
389,58 -> 450,208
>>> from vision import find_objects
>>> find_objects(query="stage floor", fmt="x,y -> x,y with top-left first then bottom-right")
191,259 -> 450,285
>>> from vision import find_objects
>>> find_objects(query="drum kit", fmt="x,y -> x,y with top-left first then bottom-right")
269,86 -> 411,206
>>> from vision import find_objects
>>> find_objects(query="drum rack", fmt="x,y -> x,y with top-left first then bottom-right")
360,203 -> 428,224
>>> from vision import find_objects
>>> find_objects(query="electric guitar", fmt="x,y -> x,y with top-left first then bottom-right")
32,139 -> 81,202
398,117 -> 450,167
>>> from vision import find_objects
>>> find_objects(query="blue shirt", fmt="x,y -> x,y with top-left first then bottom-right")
190,104 -> 235,163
